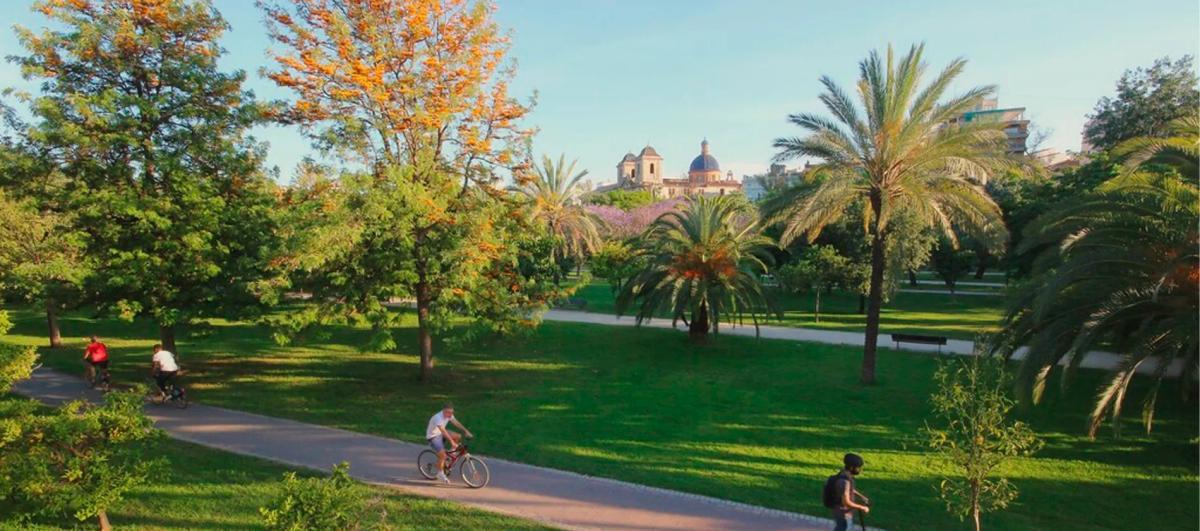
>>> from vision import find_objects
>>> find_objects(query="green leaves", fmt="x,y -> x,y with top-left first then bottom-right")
925,357 -> 1042,527
260,462 -> 383,531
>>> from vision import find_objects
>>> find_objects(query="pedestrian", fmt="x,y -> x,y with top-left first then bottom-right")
823,453 -> 870,531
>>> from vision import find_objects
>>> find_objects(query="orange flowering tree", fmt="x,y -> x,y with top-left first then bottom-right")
260,0 -> 547,379
616,195 -> 778,343
12,0 -> 280,354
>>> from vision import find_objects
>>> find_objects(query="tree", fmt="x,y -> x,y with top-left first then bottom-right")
617,194 -> 777,342
768,43 -> 1010,383
1084,55 -> 1199,151
924,356 -> 1042,531
930,238 -> 975,294
0,358 -> 161,531
777,245 -> 849,322
261,0 -> 533,380
13,0 -> 280,354
587,189 -> 656,210
992,116 -> 1198,437
0,191 -> 87,347
512,154 -> 602,283
589,240 -> 643,294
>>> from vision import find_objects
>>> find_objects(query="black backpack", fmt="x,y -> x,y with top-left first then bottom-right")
822,473 -> 848,508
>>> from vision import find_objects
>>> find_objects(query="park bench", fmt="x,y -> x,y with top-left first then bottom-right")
890,333 -> 948,353
555,297 -> 588,310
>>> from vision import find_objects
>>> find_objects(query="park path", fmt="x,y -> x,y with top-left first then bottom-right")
541,310 -> 1186,377
15,368 -> 843,531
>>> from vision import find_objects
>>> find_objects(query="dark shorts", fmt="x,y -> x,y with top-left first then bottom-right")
89,359 -> 109,369
832,513 -> 851,531
155,370 -> 177,391
428,436 -> 448,453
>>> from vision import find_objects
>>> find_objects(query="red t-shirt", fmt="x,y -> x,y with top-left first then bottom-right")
85,342 -> 108,362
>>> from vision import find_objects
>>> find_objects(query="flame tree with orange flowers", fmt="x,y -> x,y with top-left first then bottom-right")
260,0 -> 540,380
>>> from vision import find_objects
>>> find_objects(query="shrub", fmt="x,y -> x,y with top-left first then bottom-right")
260,462 -> 383,530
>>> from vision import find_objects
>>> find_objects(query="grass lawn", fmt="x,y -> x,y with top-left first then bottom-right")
5,308 -> 1197,531
2,425 -> 548,530
575,281 -> 1005,340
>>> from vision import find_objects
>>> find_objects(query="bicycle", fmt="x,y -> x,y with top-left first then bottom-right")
85,363 -> 112,392
145,375 -> 189,409
417,438 -> 490,488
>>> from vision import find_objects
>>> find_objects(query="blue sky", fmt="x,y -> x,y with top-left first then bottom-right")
2,0 -> 1197,185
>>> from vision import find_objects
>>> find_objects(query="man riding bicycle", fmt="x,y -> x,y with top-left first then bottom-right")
83,336 -> 110,385
150,344 -> 179,399
426,403 -> 473,483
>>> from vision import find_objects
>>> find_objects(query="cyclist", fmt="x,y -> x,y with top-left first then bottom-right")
426,403 -> 473,483
83,336 -> 110,386
150,343 -> 179,399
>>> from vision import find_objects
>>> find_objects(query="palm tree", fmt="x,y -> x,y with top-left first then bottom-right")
513,154 -> 602,283
767,43 -> 1011,384
992,116 -> 1198,438
616,194 -> 777,343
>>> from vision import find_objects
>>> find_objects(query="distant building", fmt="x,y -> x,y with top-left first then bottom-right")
743,163 -> 807,201
601,139 -> 742,198
949,98 -> 1030,155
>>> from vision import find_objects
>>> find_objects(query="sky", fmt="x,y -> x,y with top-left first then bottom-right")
2,0 -> 1197,185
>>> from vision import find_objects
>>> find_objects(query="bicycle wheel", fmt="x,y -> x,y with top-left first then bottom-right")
417,450 -> 440,480
460,456 -> 490,488
171,387 -> 189,409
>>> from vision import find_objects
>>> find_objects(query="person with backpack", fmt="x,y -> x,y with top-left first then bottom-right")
823,453 -> 870,531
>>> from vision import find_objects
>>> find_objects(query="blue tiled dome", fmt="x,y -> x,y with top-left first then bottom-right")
689,154 -> 720,173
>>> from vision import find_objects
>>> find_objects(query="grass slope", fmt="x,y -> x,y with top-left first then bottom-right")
5,308 -> 1196,531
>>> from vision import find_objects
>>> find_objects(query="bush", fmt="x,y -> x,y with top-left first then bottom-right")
260,462 -> 383,530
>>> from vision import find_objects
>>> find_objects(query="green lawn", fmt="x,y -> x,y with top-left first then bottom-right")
575,281 -> 1005,340
5,308 -> 1196,531
3,427 -> 547,530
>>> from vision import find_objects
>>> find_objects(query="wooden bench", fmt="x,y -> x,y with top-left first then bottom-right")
555,297 -> 588,310
890,333 -> 948,353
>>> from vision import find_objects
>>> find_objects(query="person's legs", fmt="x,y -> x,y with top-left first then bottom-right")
430,436 -> 448,479
84,360 -> 95,384
832,514 -> 849,531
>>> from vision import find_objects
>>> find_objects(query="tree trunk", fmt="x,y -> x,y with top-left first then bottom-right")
974,250 -> 989,279
46,298 -> 63,348
861,194 -> 886,385
971,490 -> 982,531
416,278 -> 434,382
98,510 -> 111,531
908,270 -> 918,286
689,302 -> 709,343
159,324 -> 177,354
813,289 -> 821,323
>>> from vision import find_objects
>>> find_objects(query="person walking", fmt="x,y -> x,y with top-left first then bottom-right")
823,453 -> 870,531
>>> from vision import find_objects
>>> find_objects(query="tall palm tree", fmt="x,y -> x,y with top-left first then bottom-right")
993,117 -> 1198,438
513,154 -> 602,282
767,43 -> 1011,384
616,194 -> 777,342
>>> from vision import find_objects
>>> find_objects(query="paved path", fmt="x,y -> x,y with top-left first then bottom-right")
542,310 -> 1186,377
15,368 -> 841,531
898,289 -> 1001,297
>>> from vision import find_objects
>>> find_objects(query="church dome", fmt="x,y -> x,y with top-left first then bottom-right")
689,139 -> 719,173
689,154 -> 720,172
638,146 -> 660,158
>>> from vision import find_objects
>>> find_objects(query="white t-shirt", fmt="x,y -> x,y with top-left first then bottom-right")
426,411 -> 454,440
153,350 -> 179,372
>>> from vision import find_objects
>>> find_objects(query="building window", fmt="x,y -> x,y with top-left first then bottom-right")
650,163 -> 655,175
